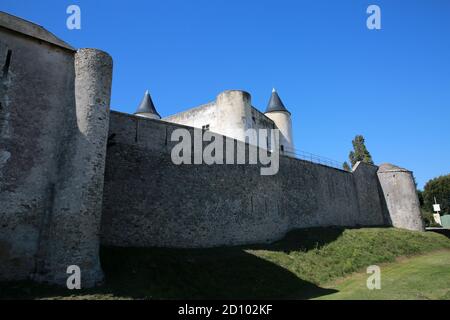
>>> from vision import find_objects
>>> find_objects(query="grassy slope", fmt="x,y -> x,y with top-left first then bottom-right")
1,227 -> 450,300
316,250 -> 450,300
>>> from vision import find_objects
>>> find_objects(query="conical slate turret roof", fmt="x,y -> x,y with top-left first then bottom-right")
134,90 -> 161,118
265,88 -> 290,114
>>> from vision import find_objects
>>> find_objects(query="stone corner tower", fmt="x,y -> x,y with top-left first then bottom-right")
377,163 -> 425,231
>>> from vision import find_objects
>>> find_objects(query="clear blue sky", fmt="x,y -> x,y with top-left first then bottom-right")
2,0 -> 449,188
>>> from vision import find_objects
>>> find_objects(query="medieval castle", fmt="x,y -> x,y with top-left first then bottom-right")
0,12 -> 424,288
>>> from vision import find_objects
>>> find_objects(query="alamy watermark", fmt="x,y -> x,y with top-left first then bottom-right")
366,265 -> 381,290
66,5 -> 81,30
367,5 -> 381,30
170,128 -> 280,176
66,265 -> 81,290
65,5 -> 381,32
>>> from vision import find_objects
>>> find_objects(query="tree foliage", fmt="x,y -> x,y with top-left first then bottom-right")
423,174 -> 450,215
347,135 -> 374,167
417,190 -> 425,207
421,209 -> 441,228
342,161 -> 351,171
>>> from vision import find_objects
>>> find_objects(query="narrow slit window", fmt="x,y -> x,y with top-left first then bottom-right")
2,50 -> 12,78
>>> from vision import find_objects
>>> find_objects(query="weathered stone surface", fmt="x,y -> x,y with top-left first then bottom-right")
377,164 -> 424,231
0,17 -> 112,287
101,112 -> 394,249
32,49 -> 113,287
0,24 -> 77,283
102,112 -> 288,247
352,162 -> 390,226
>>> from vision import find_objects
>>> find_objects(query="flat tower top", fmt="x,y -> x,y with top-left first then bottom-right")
378,163 -> 411,173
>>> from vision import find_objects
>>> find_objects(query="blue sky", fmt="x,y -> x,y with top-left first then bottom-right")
1,0 -> 449,188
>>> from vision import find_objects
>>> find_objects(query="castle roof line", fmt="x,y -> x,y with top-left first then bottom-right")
0,11 -> 75,51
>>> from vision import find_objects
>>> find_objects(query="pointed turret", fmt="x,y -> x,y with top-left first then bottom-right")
264,89 -> 295,155
134,90 -> 161,120
265,88 -> 290,114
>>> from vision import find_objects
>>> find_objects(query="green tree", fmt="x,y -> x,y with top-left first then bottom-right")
347,135 -> 374,167
417,190 -> 425,207
418,189 -> 438,227
343,161 -> 351,171
423,174 -> 450,215
421,210 -> 440,227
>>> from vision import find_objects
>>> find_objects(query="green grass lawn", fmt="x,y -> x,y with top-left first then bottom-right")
1,227 -> 450,300
316,250 -> 450,300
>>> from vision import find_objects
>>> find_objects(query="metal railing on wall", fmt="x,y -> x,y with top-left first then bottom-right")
282,147 -> 344,170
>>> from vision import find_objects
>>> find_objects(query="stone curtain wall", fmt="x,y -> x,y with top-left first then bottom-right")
101,112 -> 289,247
101,112 -> 388,248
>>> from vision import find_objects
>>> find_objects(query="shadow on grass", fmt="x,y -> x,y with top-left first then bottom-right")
0,248 -> 336,300
0,228 -> 346,300
245,226 -> 347,253
427,228 -> 450,239
99,246 -> 336,300
5,226 -> 447,300
94,227 -> 355,299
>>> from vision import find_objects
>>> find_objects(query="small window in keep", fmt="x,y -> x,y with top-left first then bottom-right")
202,124 -> 210,131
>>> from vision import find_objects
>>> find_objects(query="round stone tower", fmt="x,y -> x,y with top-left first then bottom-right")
264,89 -> 294,155
377,163 -> 424,231
134,90 -> 161,120
215,90 -> 252,143
34,48 -> 113,287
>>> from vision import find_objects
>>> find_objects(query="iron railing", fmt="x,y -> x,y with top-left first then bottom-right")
282,147 -> 343,170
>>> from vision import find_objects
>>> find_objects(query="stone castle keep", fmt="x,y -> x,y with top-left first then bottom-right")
0,12 -> 424,287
